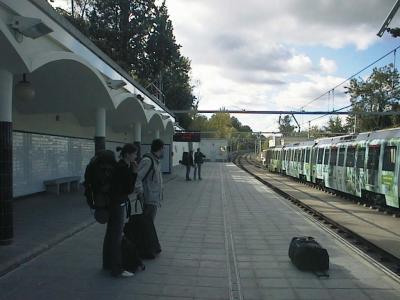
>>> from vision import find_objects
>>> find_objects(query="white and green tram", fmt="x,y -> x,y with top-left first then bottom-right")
264,127 -> 400,208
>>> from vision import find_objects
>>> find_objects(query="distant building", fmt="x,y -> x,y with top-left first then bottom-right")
200,139 -> 228,162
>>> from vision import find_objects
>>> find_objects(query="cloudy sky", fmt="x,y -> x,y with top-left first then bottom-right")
52,0 -> 400,133
165,0 -> 400,132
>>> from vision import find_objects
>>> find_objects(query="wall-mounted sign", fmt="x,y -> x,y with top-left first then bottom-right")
173,132 -> 201,142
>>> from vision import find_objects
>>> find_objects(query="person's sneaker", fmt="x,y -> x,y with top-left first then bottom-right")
120,270 -> 135,277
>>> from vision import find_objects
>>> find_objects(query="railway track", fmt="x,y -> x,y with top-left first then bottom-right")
234,153 -> 400,277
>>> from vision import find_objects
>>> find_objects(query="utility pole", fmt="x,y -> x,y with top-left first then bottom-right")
308,121 -> 311,139
354,115 -> 357,134
71,0 -> 74,16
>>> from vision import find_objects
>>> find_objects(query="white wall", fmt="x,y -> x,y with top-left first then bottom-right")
172,142 -> 189,166
200,139 -> 228,162
172,142 -> 200,166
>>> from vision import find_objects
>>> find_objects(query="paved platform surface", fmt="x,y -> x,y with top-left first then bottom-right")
1,163 -> 400,299
0,167 -> 181,276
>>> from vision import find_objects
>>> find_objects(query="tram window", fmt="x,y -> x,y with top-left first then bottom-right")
330,148 -> 338,166
317,148 -> 324,164
346,147 -> 355,167
323,149 -> 329,165
383,146 -> 396,172
306,149 -> 311,163
367,146 -> 380,170
301,149 -> 305,163
356,147 -> 365,168
338,148 -> 345,166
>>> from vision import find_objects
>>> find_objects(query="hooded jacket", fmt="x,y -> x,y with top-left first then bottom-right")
136,152 -> 163,207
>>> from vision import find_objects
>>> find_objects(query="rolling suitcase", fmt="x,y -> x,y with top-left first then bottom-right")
288,236 -> 329,275
124,203 -> 161,259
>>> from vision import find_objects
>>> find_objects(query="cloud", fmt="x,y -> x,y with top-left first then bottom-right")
320,57 -> 338,74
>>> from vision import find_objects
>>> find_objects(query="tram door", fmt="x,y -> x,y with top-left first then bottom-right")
355,146 -> 366,197
345,146 -> 356,195
365,144 -> 380,194
336,147 -> 346,192
381,144 -> 398,208
328,147 -> 338,190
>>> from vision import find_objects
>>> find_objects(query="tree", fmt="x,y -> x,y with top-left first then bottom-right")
55,0 -> 197,128
345,64 -> 400,132
87,0 -> 156,75
143,1 -> 180,85
308,125 -> 325,138
208,113 -> 236,138
188,114 -> 209,132
323,116 -> 347,134
278,115 -> 295,137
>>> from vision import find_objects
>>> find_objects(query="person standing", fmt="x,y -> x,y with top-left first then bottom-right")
185,150 -> 194,181
136,139 -> 164,221
103,144 -> 138,278
193,148 -> 206,180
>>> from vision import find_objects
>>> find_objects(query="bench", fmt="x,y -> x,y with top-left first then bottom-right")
43,176 -> 81,195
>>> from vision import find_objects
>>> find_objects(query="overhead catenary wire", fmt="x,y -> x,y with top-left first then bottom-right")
299,44 -> 400,111
300,44 -> 400,128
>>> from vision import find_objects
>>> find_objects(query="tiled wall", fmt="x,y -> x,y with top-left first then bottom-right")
13,132 -> 95,197
12,132 -> 169,197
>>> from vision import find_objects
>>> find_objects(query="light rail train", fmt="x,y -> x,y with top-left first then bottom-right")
264,127 -> 400,208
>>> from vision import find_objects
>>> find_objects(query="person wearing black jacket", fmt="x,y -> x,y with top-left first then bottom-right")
185,150 -> 194,181
103,143 -> 138,278
193,148 -> 206,180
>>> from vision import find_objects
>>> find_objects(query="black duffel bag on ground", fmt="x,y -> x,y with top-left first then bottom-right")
289,236 -> 329,276
123,200 -> 161,259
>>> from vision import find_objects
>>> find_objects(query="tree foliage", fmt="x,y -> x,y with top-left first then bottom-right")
54,0 -> 196,128
188,112 -> 257,150
278,115 -> 296,137
345,64 -> 400,132
323,116 -> 347,134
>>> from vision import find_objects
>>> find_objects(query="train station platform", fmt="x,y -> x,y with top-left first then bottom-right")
1,163 -> 400,300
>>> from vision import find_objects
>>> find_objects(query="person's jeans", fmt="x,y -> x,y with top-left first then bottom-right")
194,163 -> 202,179
185,165 -> 191,180
143,204 -> 158,221
103,203 -> 125,276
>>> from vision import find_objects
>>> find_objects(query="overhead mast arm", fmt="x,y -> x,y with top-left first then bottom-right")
377,0 -> 400,37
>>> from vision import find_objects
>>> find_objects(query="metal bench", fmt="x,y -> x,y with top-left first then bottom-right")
43,176 -> 81,195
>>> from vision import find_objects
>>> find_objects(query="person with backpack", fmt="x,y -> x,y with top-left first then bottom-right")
193,148 -> 206,180
182,150 -> 194,181
103,143 -> 138,278
136,139 -> 164,221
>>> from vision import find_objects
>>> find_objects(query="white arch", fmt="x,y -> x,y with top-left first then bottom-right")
30,51 -> 114,109
0,18 -> 30,73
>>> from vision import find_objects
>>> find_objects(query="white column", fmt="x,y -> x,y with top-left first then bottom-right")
134,122 -> 142,142
0,70 -> 13,122
95,107 -> 106,137
155,129 -> 160,139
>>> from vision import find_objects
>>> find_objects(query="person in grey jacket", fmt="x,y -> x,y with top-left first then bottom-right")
136,139 -> 164,221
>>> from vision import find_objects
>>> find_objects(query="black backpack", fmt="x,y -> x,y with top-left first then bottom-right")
288,236 -> 329,276
83,150 -> 117,223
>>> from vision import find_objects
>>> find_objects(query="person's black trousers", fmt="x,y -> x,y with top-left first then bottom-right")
103,203 -> 125,276
194,163 -> 202,179
185,165 -> 191,180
